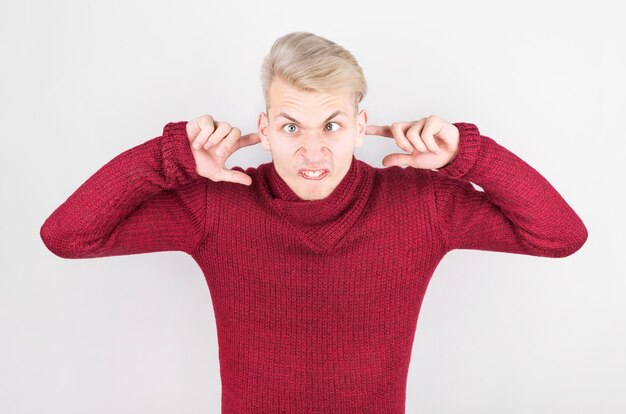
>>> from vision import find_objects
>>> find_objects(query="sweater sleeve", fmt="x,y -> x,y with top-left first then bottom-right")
429,122 -> 588,258
40,121 -> 209,259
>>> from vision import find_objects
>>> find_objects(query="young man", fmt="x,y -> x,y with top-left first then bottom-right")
40,31 -> 588,412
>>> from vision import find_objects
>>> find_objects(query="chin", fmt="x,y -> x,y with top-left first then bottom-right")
300,191 -> 329,201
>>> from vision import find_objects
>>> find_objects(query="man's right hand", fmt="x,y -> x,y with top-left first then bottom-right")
185,114 -> 261,186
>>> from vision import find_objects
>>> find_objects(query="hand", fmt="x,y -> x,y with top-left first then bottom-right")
185,114 -> 261,185
365,114 -> 460,169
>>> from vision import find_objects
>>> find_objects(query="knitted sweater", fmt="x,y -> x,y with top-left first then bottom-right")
40,120 -> 588,413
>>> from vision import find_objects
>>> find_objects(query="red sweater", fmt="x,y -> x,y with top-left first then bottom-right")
40,120 -> 588,413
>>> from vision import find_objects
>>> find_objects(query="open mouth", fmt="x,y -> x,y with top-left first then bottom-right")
299,169 -> 329,180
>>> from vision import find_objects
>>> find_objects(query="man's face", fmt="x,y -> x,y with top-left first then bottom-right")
258,76 -> 367,200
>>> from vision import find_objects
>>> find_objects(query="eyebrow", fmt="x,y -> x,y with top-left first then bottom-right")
275,110 -> 347,125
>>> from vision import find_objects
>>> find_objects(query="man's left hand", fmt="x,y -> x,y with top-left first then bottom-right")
366,115 -> 460,169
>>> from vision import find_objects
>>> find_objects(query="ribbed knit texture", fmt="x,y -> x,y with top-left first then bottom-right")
40,120 -> 588,413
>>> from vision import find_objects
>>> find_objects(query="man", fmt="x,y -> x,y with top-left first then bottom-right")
40,31 -> 588,413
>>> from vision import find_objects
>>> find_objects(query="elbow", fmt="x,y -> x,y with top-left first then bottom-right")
524,220 -> 588,259
552,222 -> 589,258
40,218 -> 79,259
40,219 -> 65,258
40,217 -> 106,259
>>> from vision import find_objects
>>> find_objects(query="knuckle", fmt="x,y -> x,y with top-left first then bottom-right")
201,122 -> 214,133
200,115 -> 213,125
216,146 -> 227,156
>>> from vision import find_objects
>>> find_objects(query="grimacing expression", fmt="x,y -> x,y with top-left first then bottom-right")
258,76 -> 368,201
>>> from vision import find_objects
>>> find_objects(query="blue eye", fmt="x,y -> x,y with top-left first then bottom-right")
282,124 -> 298,134
325,122 -> 340,132
282,122 -> 341,134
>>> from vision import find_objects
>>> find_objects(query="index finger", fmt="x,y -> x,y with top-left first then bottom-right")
365,124 -> 394,138
237,132 -> 261,148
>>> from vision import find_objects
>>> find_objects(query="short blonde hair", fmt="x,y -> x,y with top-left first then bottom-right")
260,31 -> 367,116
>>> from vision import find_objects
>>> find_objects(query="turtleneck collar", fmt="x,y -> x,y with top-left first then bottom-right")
256,154 -> 375,253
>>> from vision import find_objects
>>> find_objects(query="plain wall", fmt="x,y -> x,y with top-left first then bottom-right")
1,0 -> 624,413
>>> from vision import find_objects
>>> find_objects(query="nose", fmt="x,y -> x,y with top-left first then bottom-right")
300,132 -> 329,162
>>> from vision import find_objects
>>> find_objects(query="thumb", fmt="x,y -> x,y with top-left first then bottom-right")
382,152 -> 443,170
220,169 -> 253,186
381,153 -> 413,167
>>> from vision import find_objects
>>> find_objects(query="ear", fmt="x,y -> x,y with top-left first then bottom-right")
354,109 -> 367,148
257,112 -> 271,151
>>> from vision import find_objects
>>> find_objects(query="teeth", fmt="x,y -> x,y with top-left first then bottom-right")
302,170 -> 325,178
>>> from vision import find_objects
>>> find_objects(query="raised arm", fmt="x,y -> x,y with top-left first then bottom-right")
430,122 -> 588,257
40,121 -> 210,258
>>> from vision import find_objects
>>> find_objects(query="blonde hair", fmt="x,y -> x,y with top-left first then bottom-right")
260,31 -> 367,116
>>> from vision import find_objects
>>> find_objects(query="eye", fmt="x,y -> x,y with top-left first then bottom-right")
282,123 -> 298,134
325,122 -> 341,132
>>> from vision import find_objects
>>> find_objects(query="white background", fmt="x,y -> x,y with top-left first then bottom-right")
1,0 -> 624,413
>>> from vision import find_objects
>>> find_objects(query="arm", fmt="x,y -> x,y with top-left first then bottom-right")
430,122 -> 588,257
40,121 -> 210,258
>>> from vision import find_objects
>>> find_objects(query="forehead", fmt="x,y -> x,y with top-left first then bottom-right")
270,77 -> 353,111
